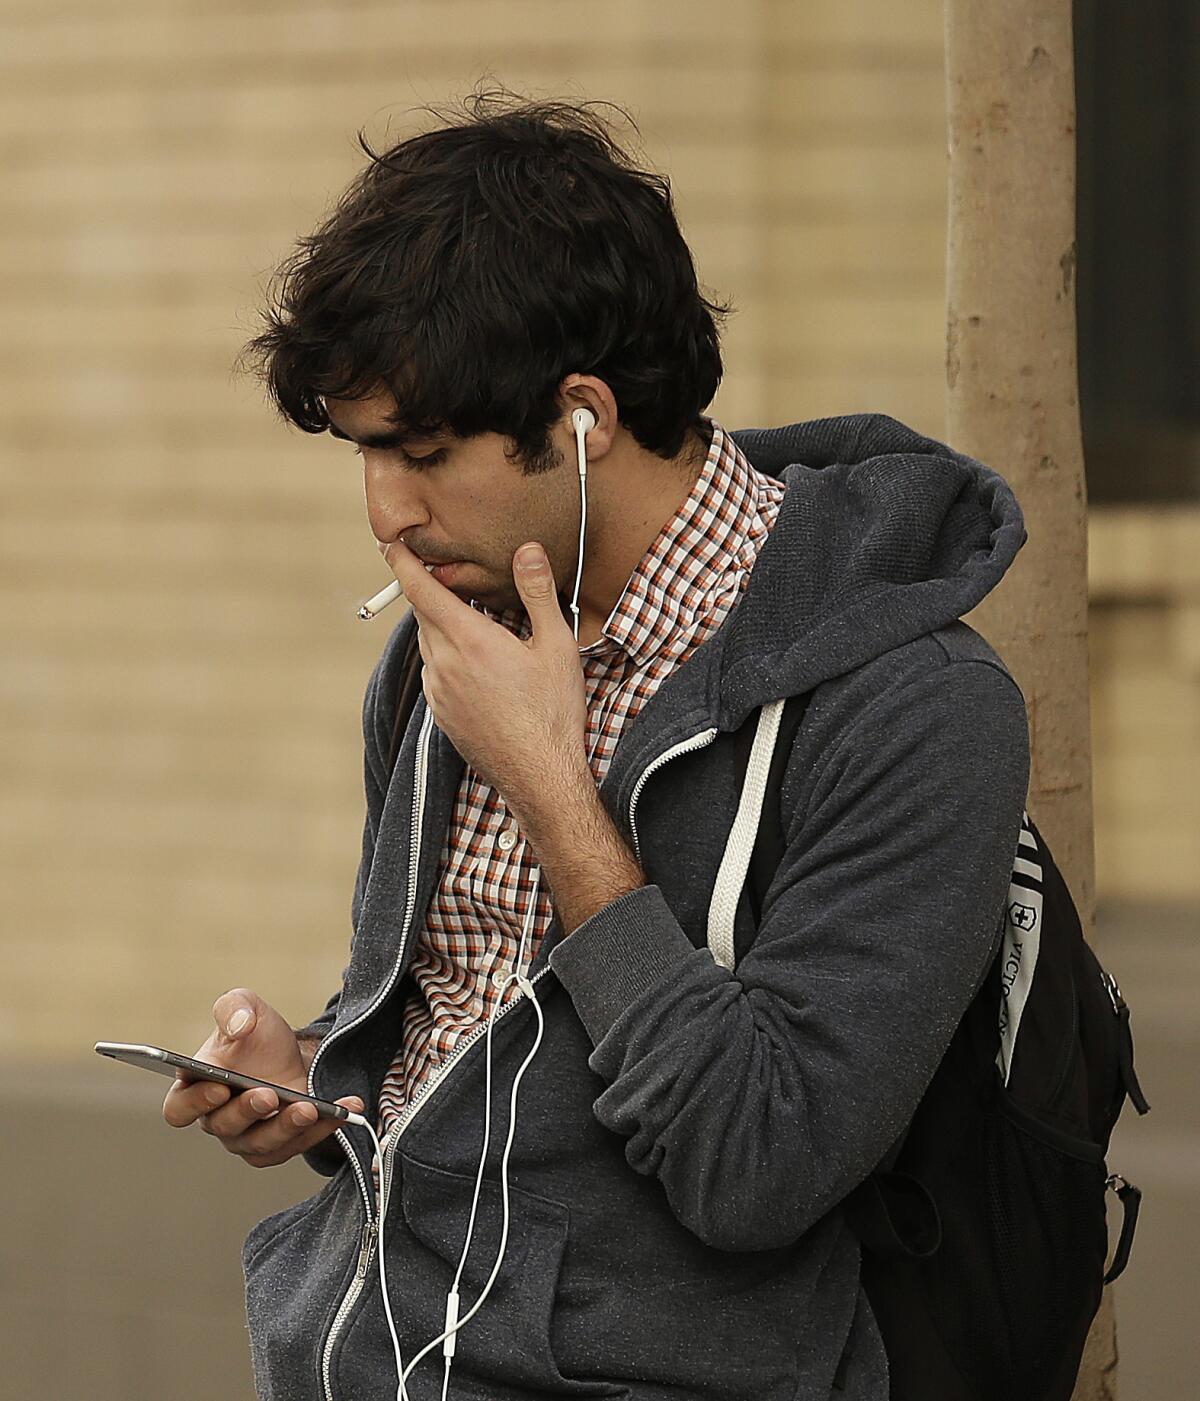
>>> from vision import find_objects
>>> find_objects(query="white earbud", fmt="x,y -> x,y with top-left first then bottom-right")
567,408 -> 592,641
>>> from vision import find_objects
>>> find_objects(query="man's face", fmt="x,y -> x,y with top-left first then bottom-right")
325,388 -> 582,616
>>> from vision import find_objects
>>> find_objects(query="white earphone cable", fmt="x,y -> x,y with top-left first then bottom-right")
399,872 -> 543,1397
347,901 -> 546,1401
568,408 -> 591,640
344,408 -> 589,1398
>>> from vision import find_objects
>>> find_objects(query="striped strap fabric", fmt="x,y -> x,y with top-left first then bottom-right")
706,699 -> 786,970
996,811 -> 1043,1084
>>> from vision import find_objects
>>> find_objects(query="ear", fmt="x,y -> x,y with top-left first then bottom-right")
557,374 -> 617,458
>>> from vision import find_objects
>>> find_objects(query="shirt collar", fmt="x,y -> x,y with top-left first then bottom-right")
595,417 -> 762,665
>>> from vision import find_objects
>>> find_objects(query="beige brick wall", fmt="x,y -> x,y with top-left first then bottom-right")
1,0 -> 954,1064
1088,510 -> 1200,902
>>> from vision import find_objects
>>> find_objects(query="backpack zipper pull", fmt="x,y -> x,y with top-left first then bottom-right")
1100,969 -> 1124,1014
1099,969 -> 1151,1114
1103,1172 -> 1143,1283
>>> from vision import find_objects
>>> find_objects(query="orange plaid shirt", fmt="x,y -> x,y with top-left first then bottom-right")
376,417 -> 784,1143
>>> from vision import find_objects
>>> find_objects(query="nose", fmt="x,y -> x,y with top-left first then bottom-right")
364,458 -> 427,551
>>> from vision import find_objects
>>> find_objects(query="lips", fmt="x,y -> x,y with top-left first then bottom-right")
392,543 -> 458,571
415,553 -> 455,566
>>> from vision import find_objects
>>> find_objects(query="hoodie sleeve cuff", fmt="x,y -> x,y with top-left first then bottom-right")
547,883 -> 702,1046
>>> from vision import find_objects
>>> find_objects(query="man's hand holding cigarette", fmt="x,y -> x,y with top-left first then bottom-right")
378,537 -> 591,831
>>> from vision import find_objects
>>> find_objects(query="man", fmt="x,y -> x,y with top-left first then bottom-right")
163,93 -> 1030,1400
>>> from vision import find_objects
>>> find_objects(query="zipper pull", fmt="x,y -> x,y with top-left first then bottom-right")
1103,1172 -> 1143,1283
1099,968 -> 1151,1114
355,1219 -> 377,1280
1100,968 -> 1125,1014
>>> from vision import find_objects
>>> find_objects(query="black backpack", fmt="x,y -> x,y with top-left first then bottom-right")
388,639 -> 1151,1401
737,692 -> 1151,1401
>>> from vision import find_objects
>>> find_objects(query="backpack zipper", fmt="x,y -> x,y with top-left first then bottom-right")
1098,967 -> 1151,1114
1099,968 -> 1124,1016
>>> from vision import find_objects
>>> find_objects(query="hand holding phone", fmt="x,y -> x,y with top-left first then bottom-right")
147,989 -> 363,1169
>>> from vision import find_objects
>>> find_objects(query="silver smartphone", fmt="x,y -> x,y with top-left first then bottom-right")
94,1041 -> 353,1122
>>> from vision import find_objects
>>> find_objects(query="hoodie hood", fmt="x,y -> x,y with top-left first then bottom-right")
716,413 -> 1026,730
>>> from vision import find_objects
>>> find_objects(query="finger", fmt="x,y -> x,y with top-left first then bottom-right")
512,543 -> 566,640
197,1085 -> 281,1139
387,539 -> 482,638
163,1076 -> 232,1128
220,1096 -> 365,1165
385,540 -> 446,621
242,1094 -> 364,1153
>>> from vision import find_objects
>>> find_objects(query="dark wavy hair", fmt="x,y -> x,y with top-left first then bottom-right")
240,87 -> 730,470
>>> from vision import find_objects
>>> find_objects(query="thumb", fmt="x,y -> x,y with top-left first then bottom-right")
213,987 -> 261,1042
513,543 -> 561,618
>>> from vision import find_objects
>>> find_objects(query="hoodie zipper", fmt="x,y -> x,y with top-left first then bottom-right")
318,1219 -> 377,1401
391,966 -> 552,1142
628,728 -> 719,863
317,705 -> 435,1401
323,964 -> 552,1401
377,963 -> 553,1207
318,721 -> 717,1400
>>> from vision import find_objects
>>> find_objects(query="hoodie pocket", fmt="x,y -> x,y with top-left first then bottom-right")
243,1173 -> 343,1274
335,1152 -> 628,1398
242,1166 -> 364,1401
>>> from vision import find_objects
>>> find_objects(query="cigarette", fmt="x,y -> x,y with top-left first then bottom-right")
356,562 -> 439,620
357,579 -> 403,620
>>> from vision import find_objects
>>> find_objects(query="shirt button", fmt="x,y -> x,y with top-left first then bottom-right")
497,827 -> 519,851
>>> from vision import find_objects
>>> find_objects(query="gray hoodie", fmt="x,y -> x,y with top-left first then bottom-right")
242,414 -> 1032,1400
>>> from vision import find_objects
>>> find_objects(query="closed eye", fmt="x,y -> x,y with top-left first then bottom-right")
401,449 -> 447,470
351,445 -> 447,470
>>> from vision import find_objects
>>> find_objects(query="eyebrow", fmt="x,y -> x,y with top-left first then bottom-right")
326,421 -> 439,451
